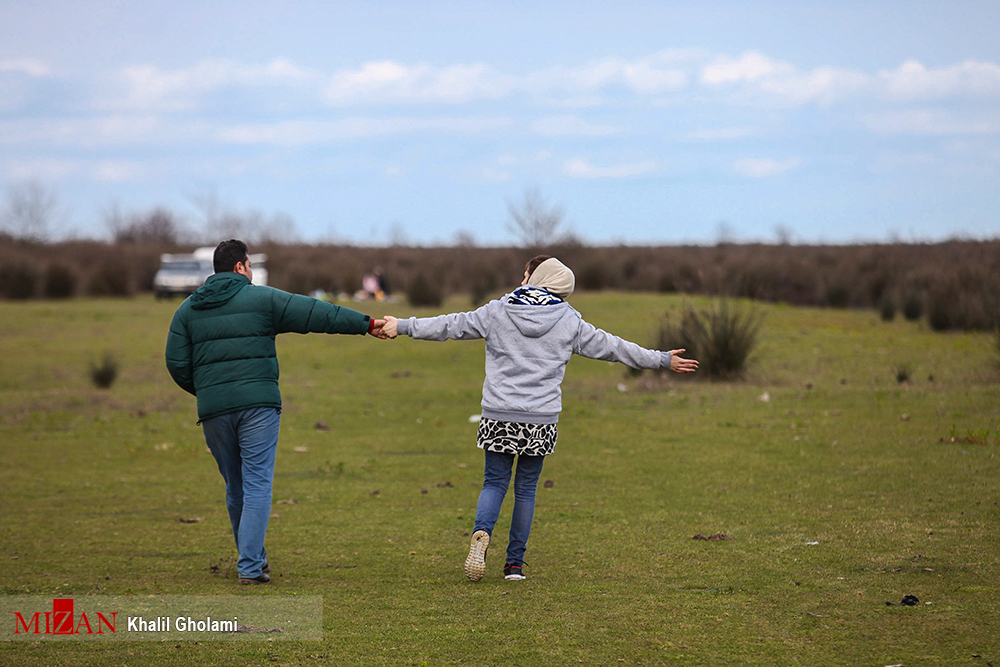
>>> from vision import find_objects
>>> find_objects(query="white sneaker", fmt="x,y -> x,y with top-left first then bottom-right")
464,530 -> 490,581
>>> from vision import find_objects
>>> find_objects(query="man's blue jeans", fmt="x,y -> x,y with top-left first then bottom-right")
201,407 -> 280,579
474,450 -> 545,566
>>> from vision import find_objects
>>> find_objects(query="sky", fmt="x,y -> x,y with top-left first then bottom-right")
1,0 -> 999,246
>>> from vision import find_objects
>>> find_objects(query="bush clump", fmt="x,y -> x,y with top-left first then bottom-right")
89,353 -> 119,389
879,294 -> 896,322
901,290 -> 924,321
87,260 -> 132,296
0,262 -> 39,299
657,299 -> 763,380
578,263 -> 607,291
42,264 -> 77,298
406,274 -> 443,307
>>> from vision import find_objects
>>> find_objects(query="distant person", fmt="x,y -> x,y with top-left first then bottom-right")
358,268 -> 390,302
362,273 -> 380,299
382,256 -> 697,581
375,267 -> 391,297
165,239 -> 387,585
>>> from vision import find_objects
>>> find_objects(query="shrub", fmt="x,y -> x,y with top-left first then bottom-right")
657,273 -> 676,293
406,273 -> 443,307
926,288 -> 953,331
994,326 -> 1000,371
657,299 -> 764,380
902,290 -> 924,321
470,270 -> 497,307
821,279 -> 851,308
89,353 -> 119,389
42,264 -> 77,298
894,363 -> 911,384
0,261 -> 39,299
87,260 -> 132,296
579,263 -> 607,291
924,285 -> 989,332
879,294 -> 896,322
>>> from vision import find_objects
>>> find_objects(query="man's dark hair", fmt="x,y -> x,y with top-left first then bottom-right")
214,239 -> 249,273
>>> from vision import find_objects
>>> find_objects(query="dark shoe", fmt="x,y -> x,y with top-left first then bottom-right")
239,572 -> 271,585
503,563 -> 526,581
262,561 -> 270,574
464,530 -> 490,582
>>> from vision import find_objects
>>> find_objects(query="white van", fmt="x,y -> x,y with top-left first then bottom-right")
153,247 -> 268,298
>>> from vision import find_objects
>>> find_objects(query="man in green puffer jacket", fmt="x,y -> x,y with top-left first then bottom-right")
165,239 -> 386,585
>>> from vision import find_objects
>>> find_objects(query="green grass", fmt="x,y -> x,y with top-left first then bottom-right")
1,292 -> 999,666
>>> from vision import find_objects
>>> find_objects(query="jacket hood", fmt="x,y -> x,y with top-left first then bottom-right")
189,272 -> 250,310
503,299 -> 572,338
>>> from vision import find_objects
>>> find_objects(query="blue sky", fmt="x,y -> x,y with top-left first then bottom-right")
1,1 -> 998,245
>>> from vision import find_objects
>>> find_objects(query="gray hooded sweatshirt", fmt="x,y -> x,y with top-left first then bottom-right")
397,289 -> 671,424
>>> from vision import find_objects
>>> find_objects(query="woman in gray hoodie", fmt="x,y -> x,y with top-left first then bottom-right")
382,256 -> 697,581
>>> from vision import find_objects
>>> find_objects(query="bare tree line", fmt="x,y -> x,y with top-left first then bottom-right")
2,179 -> 579,249
1,180 -> 302,247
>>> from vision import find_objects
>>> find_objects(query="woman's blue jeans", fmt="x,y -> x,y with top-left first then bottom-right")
201,407 -> 280,579
474,450 -> 545,566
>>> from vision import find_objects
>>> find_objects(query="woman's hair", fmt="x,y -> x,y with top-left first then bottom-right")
525,255 -> 553,277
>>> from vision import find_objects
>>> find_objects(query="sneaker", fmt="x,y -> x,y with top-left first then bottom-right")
262,561 -> 270,574
464,530 -> 490,581
503,564 -> 526,581
238,572 -> 271,585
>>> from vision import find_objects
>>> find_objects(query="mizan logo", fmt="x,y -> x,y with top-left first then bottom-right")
13,598 -> 117,636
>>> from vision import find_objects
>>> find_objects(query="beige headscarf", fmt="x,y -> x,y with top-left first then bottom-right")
528,257 -> 575,298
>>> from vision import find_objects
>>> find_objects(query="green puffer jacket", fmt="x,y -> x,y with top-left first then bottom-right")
165,272 -> 371,421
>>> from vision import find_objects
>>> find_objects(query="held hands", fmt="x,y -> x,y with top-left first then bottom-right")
382,316 -> 398,339
368,318 -> 388,339
367,316 -> 397,339
668,349 -> 699,374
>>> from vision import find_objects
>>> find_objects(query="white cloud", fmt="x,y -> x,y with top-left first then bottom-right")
757,67 -> 870,105
120,58 -> 319,111
0,58 -> 51,77
324,52 -> 689,107
324,61 -> 512,105
102,51 -> 1000,117
622,59 -> 688,94
701,51 -> 870,105
733,157 -> 802,177
529,115 -> 622,137
524,53 -> 689,97
218,116 -> 513,145
564,158 -> 657,179
863,109 -> 999,135
879,59 -> 1000,100
701,51 -> 790,84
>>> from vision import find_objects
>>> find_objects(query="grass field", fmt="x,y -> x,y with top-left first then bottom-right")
1,291 -> 999,666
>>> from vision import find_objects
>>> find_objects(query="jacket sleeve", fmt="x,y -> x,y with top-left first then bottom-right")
573,319 -> 671,370
397,303 -> 492,341
165,310 -> 196,396
270,289 -> 371,335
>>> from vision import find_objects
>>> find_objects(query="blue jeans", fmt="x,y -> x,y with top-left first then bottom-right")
201,407 -> 280,578
474,450 -> 545,566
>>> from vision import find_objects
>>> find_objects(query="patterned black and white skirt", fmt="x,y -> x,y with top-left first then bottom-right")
476,417 -> 558,457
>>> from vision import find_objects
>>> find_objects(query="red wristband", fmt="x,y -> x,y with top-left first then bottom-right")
368,318 -> 375,333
